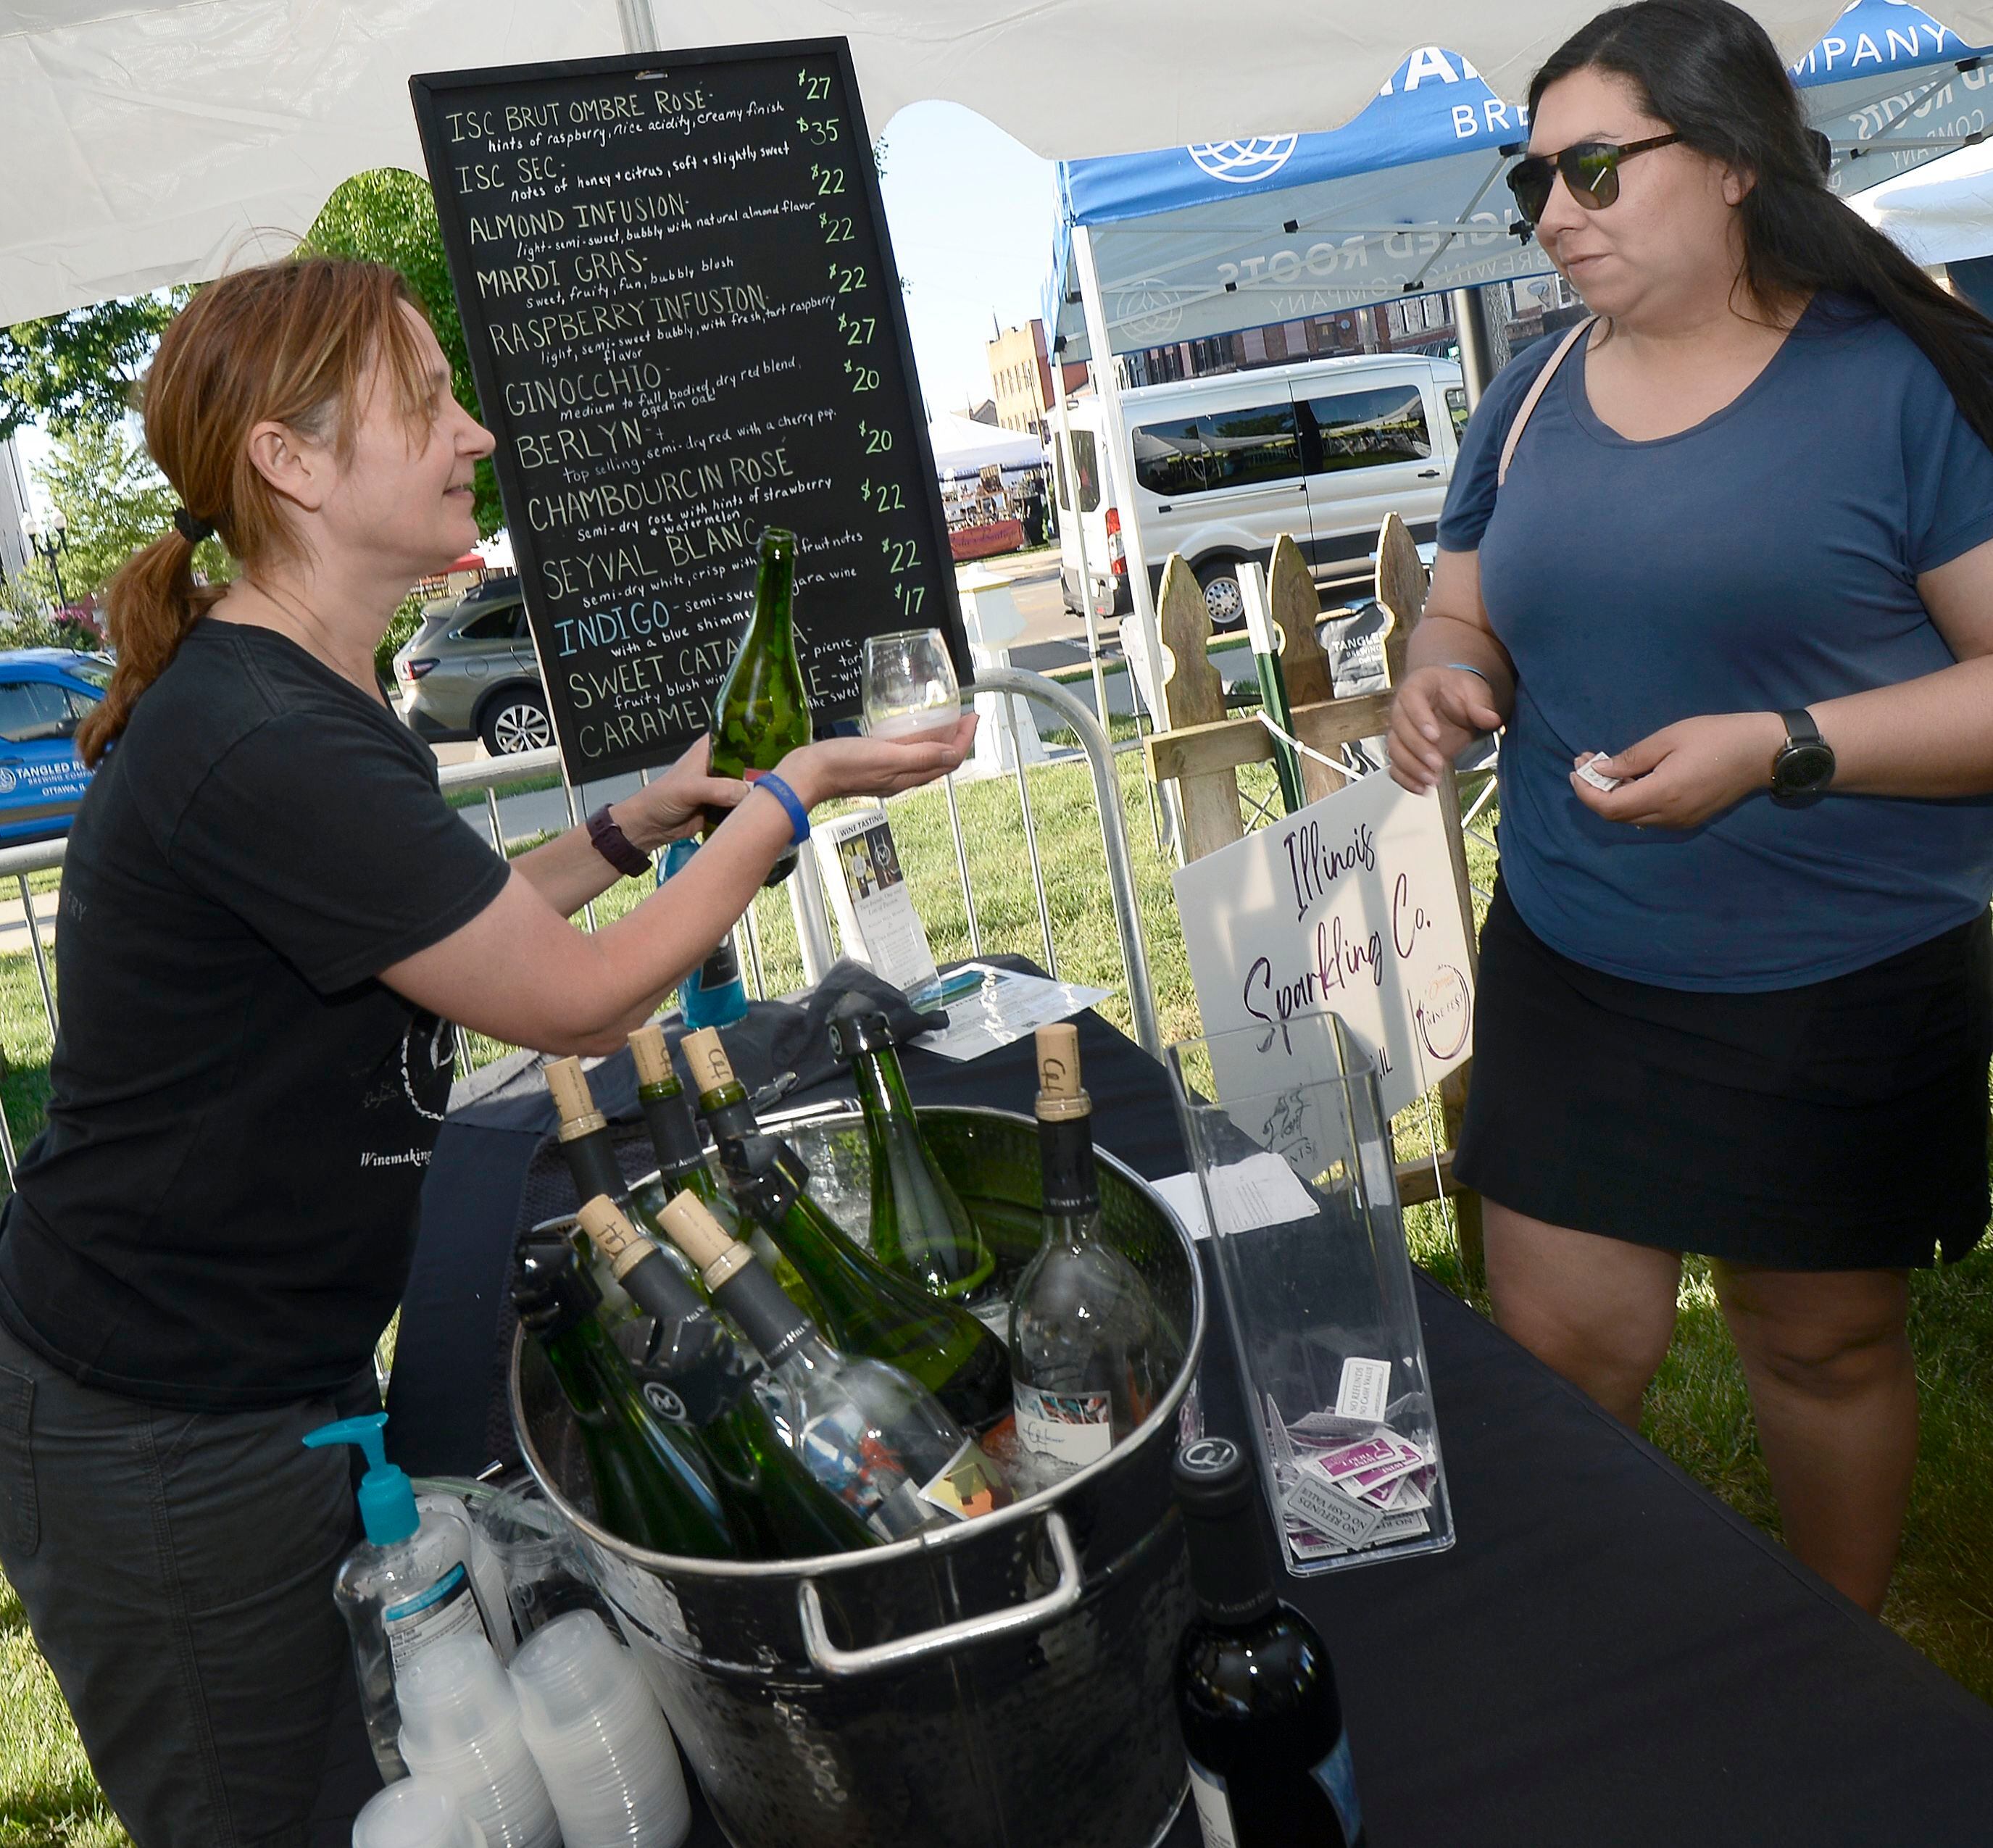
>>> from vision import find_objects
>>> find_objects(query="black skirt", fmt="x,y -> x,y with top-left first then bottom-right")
1455,881 -> 1993,1269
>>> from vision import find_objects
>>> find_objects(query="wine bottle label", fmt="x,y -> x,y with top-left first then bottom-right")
798,1406 -> 931,1541
383,1563 -> 488,1670
1310,1734 -> 1364,1844
916,1437 -> 1007,1522
1186,1741 -> 1362,1848
1187,1761 -> 1239,1848
1013,1383 -> 1114,1470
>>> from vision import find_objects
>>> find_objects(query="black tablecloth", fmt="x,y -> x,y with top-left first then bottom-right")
397,994 -> 1993,1847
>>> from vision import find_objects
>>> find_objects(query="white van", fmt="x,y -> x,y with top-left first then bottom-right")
1051,353 -> 1469,627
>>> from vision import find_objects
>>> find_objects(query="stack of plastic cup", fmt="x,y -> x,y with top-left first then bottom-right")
396,1634 -> 560,1848
351,1774 -> 488,1847
509,1612 -> 691,1848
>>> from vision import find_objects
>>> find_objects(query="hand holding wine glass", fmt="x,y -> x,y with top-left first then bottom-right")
862,628 -> 962,741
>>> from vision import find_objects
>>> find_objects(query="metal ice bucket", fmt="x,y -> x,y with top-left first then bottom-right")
511,1105 -> 1205,1848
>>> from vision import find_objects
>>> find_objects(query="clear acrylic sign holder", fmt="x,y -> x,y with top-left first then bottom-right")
1167,1009 -> 1453,1574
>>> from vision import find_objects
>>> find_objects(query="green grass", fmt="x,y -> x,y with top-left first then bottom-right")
0,754 -> 1987,1839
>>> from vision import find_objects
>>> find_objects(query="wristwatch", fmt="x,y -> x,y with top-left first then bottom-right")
1770,709 -> 1835,808
586,804 -> 653,878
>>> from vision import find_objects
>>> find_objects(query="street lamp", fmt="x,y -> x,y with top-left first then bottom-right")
21,509 -> 69,607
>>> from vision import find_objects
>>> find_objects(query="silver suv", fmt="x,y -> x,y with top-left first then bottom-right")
392,580 -> 553,755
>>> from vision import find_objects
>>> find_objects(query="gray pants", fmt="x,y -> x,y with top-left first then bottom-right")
0,1315 -> 384,1847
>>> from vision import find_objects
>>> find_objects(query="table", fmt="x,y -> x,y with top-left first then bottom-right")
397,992 -> 1993,1847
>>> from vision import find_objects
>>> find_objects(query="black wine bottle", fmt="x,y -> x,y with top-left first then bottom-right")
1173,1436 -> 1365,1848
682,1026 -> 1013,1435
511,1241 -> 738,1560
574,1196 -> 876,1559
706,525 -> 811,885
829,1007 -> 998,1313
1009,1024 -> 1162,1476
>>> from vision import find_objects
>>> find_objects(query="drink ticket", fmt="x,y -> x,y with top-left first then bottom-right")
1576,752 -> 1622,791
1283,1470 -> 1385,1549
1333,1357 -> 1391,1425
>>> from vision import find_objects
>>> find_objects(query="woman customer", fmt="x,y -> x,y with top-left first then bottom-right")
1387,0 -> 1993,1616
0,257 -> 975,1847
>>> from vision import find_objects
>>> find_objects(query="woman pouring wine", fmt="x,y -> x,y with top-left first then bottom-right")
0,256 -> 975,1848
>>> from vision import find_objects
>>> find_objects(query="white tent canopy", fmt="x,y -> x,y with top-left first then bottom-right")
927,411 -> 1044,482
1855,140 -> 1993,262
3,0 -> 1979,324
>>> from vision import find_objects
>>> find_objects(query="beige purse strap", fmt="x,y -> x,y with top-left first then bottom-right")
1497,315 -> 1598,488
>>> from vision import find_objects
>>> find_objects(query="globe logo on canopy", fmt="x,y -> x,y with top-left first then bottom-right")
1115,278 -> 1183,341
1186,135 -> 1299,186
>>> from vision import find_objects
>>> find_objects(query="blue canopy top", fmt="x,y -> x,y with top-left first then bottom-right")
1045,2 -> 1989,362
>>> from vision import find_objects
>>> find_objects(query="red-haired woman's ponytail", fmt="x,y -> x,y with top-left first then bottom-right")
79,518 -> 222,766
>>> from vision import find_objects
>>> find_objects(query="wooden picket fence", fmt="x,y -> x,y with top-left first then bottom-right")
1141,515 -> 1485,1277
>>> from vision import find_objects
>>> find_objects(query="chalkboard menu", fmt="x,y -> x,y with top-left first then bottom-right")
410,41 -> 968,783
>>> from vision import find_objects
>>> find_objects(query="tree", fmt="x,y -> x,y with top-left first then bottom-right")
304,167 -> 504,536
29,418 -> 228,604
0,291 -> 183,441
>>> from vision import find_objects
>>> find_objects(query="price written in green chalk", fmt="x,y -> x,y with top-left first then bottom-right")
860,479 -> 906,512
859,422 -> 894,454
812,163 -> 846,195
881,537 -> 919,574
893,581 -> 928,615
839,312 -> 875,346
797,70 -> 831,99
796,115 -> 841,143
818,212 -> 854,243
844,361 -> 879,394
829,262 -> 866,293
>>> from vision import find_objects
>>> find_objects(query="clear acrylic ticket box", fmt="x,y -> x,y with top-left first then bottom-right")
1167,1008 -> 1454,1575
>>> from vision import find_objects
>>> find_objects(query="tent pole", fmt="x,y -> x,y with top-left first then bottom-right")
1451,285 -> 1497,411
1072,222 -> 1183,860
1048,336 -> 1111,736
616,0 -> 659,52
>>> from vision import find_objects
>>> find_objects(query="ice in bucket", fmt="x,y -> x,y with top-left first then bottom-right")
1167,1008 -> 1453,1574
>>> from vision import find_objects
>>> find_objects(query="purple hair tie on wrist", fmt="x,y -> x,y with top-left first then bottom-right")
749,770 -> 810,846
172,507 -> 216,545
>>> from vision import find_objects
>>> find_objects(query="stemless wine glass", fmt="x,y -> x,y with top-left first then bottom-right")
862,628 -> 961,739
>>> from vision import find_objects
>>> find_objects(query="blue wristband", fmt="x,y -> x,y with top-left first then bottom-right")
750,770 -> 810,845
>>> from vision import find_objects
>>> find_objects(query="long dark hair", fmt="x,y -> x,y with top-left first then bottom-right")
1531,0 -> 1993,454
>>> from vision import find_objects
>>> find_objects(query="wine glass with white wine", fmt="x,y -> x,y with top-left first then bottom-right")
862,628 -> 961,741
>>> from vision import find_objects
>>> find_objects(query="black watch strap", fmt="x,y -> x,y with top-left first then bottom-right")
586,804 -> 652,878
1778,708 -> 1822,749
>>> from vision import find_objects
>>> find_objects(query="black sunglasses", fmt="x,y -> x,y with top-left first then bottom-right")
1505,133 -> 1681,225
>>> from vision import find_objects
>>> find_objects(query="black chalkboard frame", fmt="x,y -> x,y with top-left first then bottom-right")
409,38 -> 973,786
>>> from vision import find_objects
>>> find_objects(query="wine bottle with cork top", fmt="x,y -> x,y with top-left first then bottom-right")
657,1191 -> 1010,1539
829,1005 -> 999,1319
544,1053 -> 675,1324
573,1196 -> 876,1559
626,1023 -> 820,1322
511,1240 -> 739,1559
1008,1023 -> 1164,1477
681,1026 -> 1013,1435
707,525 -> 811,885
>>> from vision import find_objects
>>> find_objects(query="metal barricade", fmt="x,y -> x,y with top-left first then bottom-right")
0,673 -> 1162,1183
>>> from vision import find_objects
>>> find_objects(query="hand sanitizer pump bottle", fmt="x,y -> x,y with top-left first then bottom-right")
302,1412 -> 506,1778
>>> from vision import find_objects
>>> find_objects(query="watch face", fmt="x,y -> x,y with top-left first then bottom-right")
1776,741 -> 1835,794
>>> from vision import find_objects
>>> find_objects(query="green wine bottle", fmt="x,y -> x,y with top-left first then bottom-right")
829,1007 -> 998,1315
1009,1024 -> 1164,1480
707,525 -> 810,884
511,1241 -> 738,1558
626,1023 -> 823,1323
575,1196 -> 876,1559
681,1027 -> 1014,1436
546,1053 -> 708,1325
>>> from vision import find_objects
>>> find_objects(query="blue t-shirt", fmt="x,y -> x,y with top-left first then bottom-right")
1439,294 -> 1993,991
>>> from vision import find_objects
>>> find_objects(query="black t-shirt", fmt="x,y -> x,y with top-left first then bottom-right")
0,621 -> 512,1410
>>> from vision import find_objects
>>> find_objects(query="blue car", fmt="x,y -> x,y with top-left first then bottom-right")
0,649 -> 112,845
